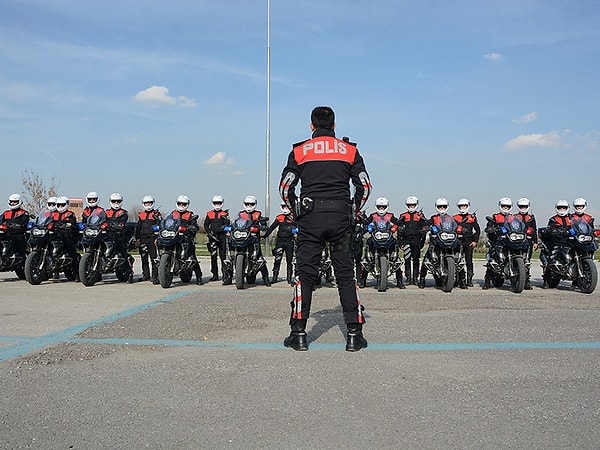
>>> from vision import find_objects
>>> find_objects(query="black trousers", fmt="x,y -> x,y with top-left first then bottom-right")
207,235 -> 227,277
140,238 -> 158,279
292,210 -> 363,325
272,239 -> 294,280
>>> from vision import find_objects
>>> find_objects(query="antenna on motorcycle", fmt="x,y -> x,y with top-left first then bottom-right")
472,208 -> 479,216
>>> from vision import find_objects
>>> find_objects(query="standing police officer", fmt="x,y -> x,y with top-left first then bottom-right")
279,106 -> 371,352
135,195 -> 162,284
203,195 -> 230,282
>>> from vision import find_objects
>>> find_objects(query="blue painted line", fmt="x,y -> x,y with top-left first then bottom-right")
0,290 -> 194,363
68,337 -> 600,352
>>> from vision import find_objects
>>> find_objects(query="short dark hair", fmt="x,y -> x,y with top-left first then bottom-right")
311,106 -> 335,130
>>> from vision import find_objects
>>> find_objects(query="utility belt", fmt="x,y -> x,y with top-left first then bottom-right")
296,197 -> 351,216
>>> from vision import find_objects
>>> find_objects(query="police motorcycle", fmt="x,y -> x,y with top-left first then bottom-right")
316,244 -> 335,286
539,217 -> 598,294
78,209 -> 134,286
224,213 -> 269,289
422,215 -> 463,293
24,209 -> 79,284
361,217 -> 402,292
0,217 -> 27,280
152,213 -> 197,288
484,214 -> 529,293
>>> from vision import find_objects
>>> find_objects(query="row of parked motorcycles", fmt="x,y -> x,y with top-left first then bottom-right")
1,208 -> 597,294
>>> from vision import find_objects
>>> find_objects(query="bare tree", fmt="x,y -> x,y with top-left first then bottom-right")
20,170 -> 59,216
129,203 -> 143,222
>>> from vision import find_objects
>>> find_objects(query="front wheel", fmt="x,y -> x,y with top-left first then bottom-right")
235,254 -> 245,289
510,256 -> 526,293
577,258 -> 598,294
79,252 -> 99,286
442,255 -> 455,293
25,251 -> 46,285
159,253 -> 174,288
377,255 -> 388,292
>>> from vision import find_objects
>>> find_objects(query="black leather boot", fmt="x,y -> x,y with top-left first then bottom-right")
284,319 -> 308,351
345,325 -> 368,352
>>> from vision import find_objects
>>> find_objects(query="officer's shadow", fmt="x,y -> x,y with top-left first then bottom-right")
308,307 -> 370,343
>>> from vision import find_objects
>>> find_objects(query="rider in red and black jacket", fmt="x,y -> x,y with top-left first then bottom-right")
135,195 -> 162,284
81,191 -> 104,225
397,196 -> 427,286
170,195 -> 203,285
51,196 -> 80,280
453,198 -> 480,288
482,197 -> 514,289
264,202 -> 297,285
1,194 -> 30,260
204,195 -> 230,283
515,197 -> 538,290
105,193 -> 133,283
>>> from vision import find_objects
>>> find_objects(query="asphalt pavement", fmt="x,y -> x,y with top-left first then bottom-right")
1,258 -> 599,449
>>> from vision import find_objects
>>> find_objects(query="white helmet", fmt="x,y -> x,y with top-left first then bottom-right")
555,199 -> 569,216
517,197 -> 530,214
457,198 -> 470,214
109,193 -> 123,210
375,197 -> 389,215
47,196 -> 58,212
8,194 -> 22,210
212,195 -> 224,211
573,197 -> 587,214
56,196 -> 70,214
176,195 -> 190,212
406,196 -> 419,213
86,192 -> 99,208
435,198 -> 449,214
244,195 -> 257,213
498,197 -> 512,214
280,201 -> 291,215
142,195 -> 155,212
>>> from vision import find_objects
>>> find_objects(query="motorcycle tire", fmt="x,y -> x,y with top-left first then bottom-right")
442,255 -> 455,293
577,258 -> 598,294
79,252 -> 99,286
377,256 -> 388,292
235,254 -> 245,290
180,270 -> 192,283
159,253 -> 174,288
15,266 -> 26,280
25,251 -> 46,285
115,264 -> 131,282
493,275 -> 505,288
510,257 -> 526,293
543,272 -> 561,289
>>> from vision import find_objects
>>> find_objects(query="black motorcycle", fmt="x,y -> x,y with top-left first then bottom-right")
225,214 -> 268,289
24,209 -> 79,285
539,217 -> 597,293
484,214 -> 529,293
422,215 -> 463,293
154,214 -> 196,288
362,217 -> 402,292
78,210 -> 133,286
0,218 -> 27,280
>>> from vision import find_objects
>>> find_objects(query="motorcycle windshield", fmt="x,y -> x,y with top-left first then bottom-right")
439,214 -> 458,232
160,214 -> 180,231
374,216 -> 393,230
505,214 -> 526,233
87,209 -> 107,228
572,217 -> 593,235
35,209 -> 54,227
234,216 -> 250,230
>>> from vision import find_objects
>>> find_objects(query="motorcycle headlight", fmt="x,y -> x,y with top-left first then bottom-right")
373,231 -> 390,240
32,228 -> 47,237
160,230 -> 177,238
84,229 -> 100,238
577,234 -> 592,243
439,232 -> 456,241
508,233 -> 525,241
233,230 -> 249,239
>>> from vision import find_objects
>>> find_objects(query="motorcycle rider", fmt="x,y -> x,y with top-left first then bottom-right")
170,195 -> 203,285
105,193 -> 134,283
418,198 -> 451,289
47,196 -> 58,212
482,197 -> 513,290
1,194 -> 30,263
453,198 -> 480,288
51,196 -> 80,281
82,192 -> 104,224
572,198 -> 595,228
135,195 -> 162,284
515,197 -> 538,290
264,201 -> 297,285
358,197 -> 403,289
397,196 -> 427,286
280,106 -> 371,352
540,199 -> 573,288
203,195 -> 230,282
233,195 -> 271,286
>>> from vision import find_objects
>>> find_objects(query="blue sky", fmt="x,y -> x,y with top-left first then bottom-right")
1,0 -> 598,223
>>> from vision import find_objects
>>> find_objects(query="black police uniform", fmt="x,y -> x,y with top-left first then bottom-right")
170,209 -> 203,284
105,207 -> 134,282
264,212 -> 297,284
51,209 -> 81,279
453,212 -> 480,287
135,208 -> 162,283
1,207 -> 30,259
203,208 -> 230,281
280,127 -> 371,350
396,210 -> 427,285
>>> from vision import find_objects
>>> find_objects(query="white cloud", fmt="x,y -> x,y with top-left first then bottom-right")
504,130 -> 563,151
484,52 -> 502,61
133,85 -> 196,107
512,112 -> 538,124
205,151 -> 228,165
